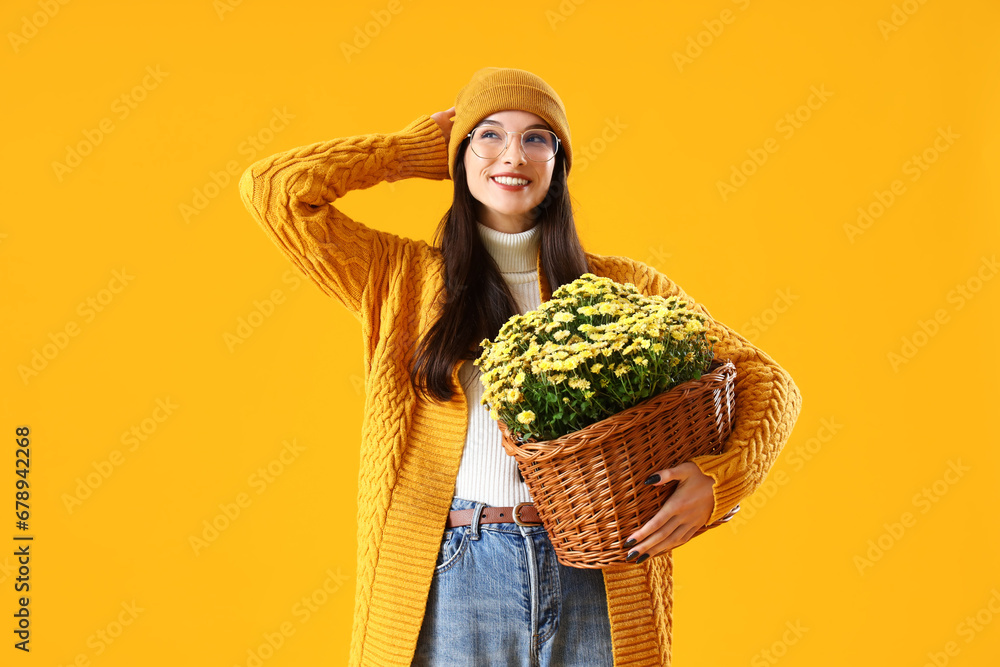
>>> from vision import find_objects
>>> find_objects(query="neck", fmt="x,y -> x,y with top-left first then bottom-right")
475,205 -> 535,235
476,221 -> 540,273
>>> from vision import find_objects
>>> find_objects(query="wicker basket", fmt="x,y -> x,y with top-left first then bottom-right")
498,357 -> 739,568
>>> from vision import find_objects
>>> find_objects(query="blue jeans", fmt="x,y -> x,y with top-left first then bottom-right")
412,497 -> 614,666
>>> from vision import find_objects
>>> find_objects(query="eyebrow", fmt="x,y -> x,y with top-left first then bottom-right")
476,119 -> 551,131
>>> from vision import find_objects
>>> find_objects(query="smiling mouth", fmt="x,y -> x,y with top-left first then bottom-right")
491,175 -> 531,187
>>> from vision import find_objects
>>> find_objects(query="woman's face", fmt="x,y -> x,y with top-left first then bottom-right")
463,110 -> 556,234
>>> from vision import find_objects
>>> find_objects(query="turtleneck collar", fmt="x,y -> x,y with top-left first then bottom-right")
476,221 -> 541,274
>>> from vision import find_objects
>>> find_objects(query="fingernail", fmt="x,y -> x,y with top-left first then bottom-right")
624,537 -> 637,549
636,553 -> 650,564
644,474 -> 660,485
626,550 -> 639,562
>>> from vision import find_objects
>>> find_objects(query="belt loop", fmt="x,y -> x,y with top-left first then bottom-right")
470,502 -> 486,540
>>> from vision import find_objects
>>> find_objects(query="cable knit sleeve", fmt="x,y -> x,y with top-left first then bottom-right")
238,115 -> 450,318
629,261 -> 804,526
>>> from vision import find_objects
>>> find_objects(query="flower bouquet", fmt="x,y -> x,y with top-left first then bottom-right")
475,273 -> 738,568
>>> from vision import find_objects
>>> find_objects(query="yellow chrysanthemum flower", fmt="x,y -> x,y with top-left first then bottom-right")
598,302 -> 618,315
472,272 -> 719,441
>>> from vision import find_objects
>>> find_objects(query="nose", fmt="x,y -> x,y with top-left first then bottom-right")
501,130 -> 527,164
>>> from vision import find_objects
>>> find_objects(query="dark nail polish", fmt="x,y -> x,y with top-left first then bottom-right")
636,553 -> 650,564
625,550 -> 639,562
624,537 -> 637,549
644,474 -> 661,485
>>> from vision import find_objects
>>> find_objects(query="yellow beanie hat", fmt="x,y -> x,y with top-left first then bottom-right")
448,66 -> 572,180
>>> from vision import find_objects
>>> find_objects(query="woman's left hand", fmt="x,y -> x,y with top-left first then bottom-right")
622,462 -> 716,564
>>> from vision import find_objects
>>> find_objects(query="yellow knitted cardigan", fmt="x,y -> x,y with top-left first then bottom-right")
238,114 -> 803,667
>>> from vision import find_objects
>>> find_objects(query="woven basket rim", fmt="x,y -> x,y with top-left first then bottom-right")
499,356 -> 735,457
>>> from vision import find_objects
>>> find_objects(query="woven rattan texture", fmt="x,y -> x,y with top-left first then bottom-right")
500,358 -> 738,568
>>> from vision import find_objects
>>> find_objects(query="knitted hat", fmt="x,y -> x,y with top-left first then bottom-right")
448,67 -> 572,180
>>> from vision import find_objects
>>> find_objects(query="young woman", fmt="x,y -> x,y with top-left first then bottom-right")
239,66 -> 802,667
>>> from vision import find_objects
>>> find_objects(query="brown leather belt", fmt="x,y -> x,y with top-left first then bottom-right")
447,502 -> 542,528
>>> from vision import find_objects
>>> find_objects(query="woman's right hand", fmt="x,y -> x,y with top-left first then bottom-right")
431,106 -> 455,154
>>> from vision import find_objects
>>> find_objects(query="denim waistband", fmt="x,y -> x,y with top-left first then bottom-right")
449,496 -> 549,535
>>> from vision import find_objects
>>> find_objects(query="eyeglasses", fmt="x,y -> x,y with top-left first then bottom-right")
466,126 -> 560,162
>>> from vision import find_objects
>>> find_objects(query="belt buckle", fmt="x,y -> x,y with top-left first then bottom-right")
513,502 -> 541,527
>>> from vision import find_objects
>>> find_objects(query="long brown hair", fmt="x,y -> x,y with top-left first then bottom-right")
409,136 -> 592,403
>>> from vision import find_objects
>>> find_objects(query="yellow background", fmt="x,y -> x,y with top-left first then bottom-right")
3,0 -> 998,664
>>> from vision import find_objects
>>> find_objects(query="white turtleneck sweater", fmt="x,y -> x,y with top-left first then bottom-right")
453,221 -> 542,507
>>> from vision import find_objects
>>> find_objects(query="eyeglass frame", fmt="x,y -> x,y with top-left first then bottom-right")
465,125 -> 561,162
